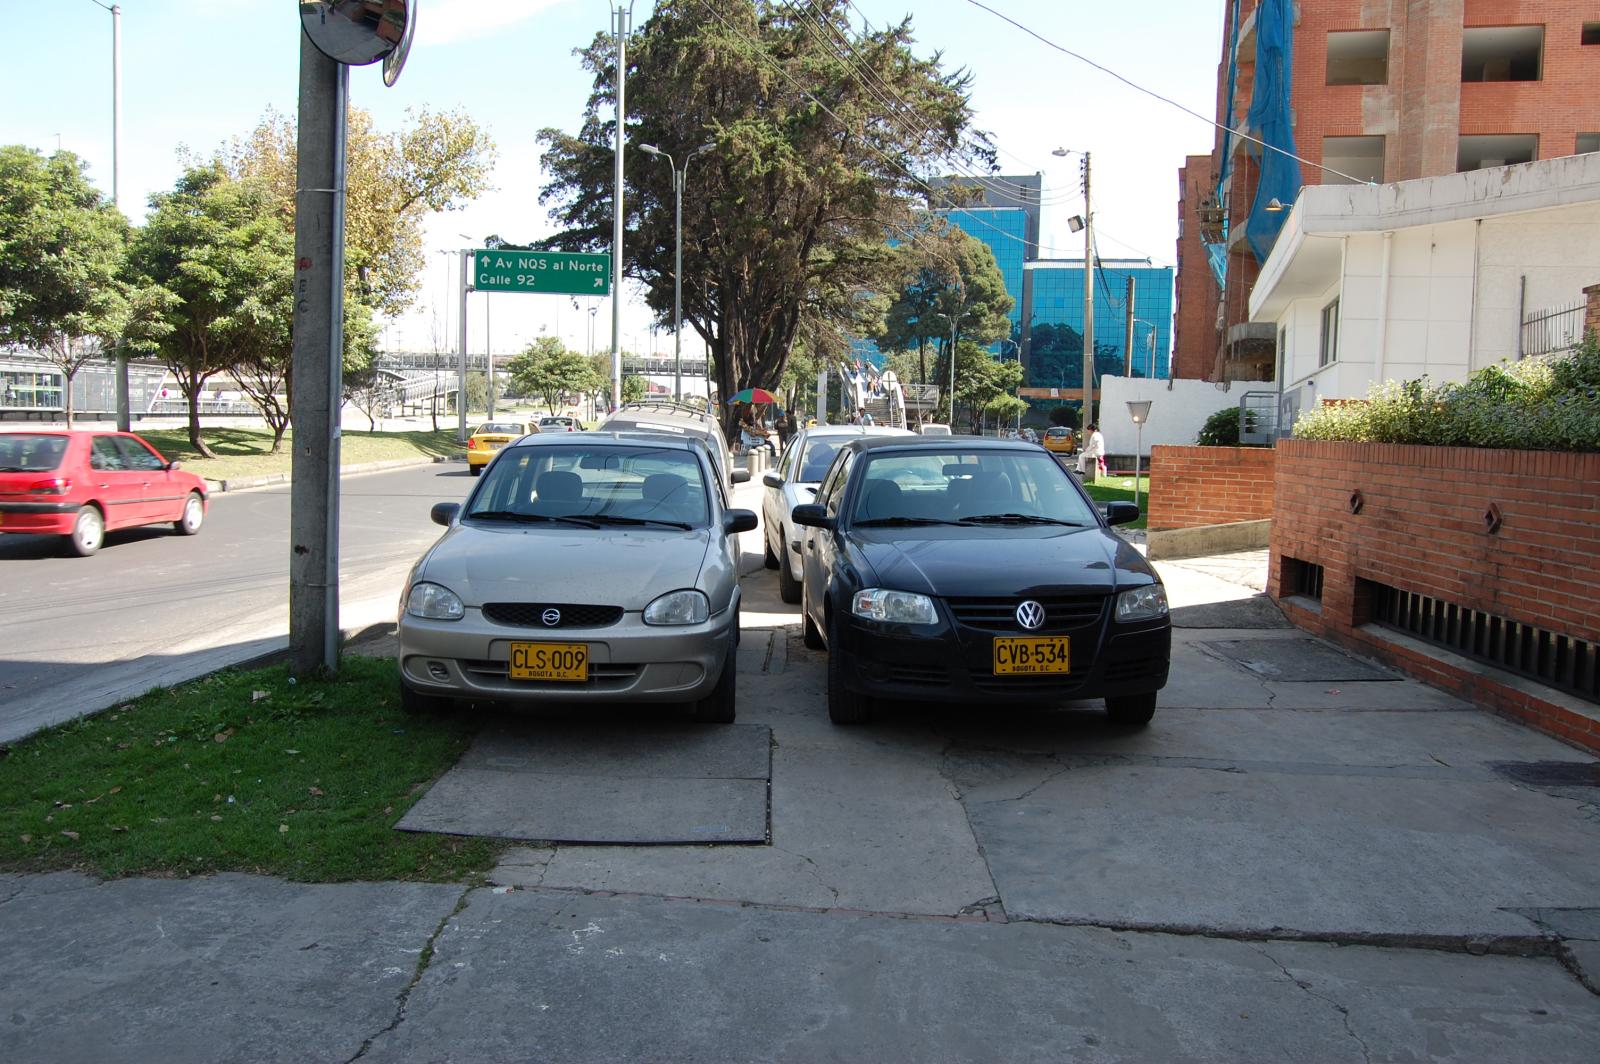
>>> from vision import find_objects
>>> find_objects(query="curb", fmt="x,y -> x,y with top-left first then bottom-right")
207,454 -> 462,493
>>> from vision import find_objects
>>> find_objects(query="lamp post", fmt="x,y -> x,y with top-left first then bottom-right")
1127,400 -> 1152,513
640,141 -> 717,402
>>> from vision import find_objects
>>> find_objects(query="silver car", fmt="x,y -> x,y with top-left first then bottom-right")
398,432 -> 757,722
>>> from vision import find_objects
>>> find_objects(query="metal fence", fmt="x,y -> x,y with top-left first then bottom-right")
1521,300 -> 1587,358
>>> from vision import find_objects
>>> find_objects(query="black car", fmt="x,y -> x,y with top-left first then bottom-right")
791,436 -> 1170,726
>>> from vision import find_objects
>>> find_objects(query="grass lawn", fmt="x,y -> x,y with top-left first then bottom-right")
136,426 -> 463,485
0,656 -> 501,883
1083,475 -> 1151,530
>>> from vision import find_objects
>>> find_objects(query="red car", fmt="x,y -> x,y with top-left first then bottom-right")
0,430 -> 208,556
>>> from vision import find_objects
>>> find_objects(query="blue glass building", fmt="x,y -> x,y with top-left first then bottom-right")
1024,260 -> 1173,385
942,207 -> 1028,352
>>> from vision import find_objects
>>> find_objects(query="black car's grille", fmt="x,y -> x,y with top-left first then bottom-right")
883,663 -> 947,687
946,595 -> 1107,633
481,603 -> 624,629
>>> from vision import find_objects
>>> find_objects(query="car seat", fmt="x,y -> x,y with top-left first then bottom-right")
530,469 -> 585,516
858,480 -> 903,521
640,472 -> 698,523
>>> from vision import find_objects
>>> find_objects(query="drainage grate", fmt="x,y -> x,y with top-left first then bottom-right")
1488,761 -> 1600,787
1368,582 -> 1600,704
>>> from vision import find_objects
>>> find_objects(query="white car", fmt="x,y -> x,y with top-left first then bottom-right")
760,424 -> 912,603
917,423 -> 952,436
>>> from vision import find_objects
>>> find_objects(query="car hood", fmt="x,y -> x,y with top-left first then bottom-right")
849,526 -> 1157,598
417,524 -> 713,610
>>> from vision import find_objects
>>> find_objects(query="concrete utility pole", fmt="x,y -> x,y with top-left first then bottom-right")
1123,274 -> 1135,376
609,4 -> 634,410
100,2 -> 131,431
1081,152 -> 1096,425
288,36 -> 349,675
458,249 -> 470,442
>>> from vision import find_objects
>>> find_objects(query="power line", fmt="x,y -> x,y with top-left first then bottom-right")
958,0 -> 1372,186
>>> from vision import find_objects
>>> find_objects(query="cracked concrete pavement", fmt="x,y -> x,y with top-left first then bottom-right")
4,510 -> 1600,1060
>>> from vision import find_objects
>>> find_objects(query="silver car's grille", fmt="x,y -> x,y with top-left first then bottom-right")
946,595 -> 1107,633
460,659 -> 641,691
482,603 -> 624,628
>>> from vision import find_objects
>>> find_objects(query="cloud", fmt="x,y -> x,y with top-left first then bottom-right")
419,0 -> 577,47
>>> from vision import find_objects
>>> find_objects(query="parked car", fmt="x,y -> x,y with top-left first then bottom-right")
761,424 -> 912,604
1042,426 -> 1078,455
1020,427 -> 1040,445
599,399 -> 749,493
538,415 -> 585,432
917,423 -> 952,436
466,420 -> 536,476
791,436 -> 1169,726
0,430 -> 208,556
398,432 -> 758,720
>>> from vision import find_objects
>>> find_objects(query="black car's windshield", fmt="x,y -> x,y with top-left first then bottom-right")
850,450 -> 1099,527
467,444 -> 711,528
0,434 -> 68,472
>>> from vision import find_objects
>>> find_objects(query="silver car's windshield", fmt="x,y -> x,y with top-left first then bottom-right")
798,439 -> 841,483
851,451 -> 1097,527
467,445 -> 711,528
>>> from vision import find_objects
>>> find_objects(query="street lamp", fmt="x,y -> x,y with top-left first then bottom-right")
1126,400 -> 1152,513
640,140 -> 718,402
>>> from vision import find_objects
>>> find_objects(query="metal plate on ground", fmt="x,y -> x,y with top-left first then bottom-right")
398,723 -> 771,844
1201,637 -> 1398,682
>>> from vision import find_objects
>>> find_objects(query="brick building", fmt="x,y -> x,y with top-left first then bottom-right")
1174,1 -> 1600,382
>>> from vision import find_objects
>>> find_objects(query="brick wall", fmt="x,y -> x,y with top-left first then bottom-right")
1269,439 -> 1600,751
1173,156 -> 1220,381
1586,282 -> 1600,340
1146,445 -> 1276,530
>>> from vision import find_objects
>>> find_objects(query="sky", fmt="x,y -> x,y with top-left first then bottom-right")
1,0 -> 1224,362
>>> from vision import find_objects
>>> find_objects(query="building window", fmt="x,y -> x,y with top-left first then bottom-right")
1322,136 -> 1385,184
1326,29 -> 1390,85
1457,134 -> 1537,172
1461,26 -> 1543,81
1584,23 -> 1600,46
1579,133 -> 1600,155
1319,299 -> 1340,367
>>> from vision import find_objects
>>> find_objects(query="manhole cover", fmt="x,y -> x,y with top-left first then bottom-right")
1202,638 -> 1397,682
1489,761 -> 1600,787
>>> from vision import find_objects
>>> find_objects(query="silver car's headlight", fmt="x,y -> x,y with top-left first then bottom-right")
643,589 -> 710,626
852,588 -> 938,625
406,582 -> 465,621
1116,584 -> 1169,622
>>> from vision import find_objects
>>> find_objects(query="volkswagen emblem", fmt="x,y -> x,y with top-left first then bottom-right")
1015,601 -> 1046,630
541,608 -> 562,627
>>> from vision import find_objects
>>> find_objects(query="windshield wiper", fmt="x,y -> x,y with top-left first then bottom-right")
853,516 -> 964,527
959,513 -> 1086,526
466,510 -> 601,528
586,514 -> 695,530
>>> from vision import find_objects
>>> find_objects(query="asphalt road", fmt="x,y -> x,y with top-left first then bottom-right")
0,460 -> 475,743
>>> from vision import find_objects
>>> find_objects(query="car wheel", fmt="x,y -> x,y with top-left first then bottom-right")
400,679 -> 452,714
174,492 -> 205,536
690,648 -> 737,723
67,506 -> 104,557
826,612 -> 871,725
777,553 -> 801,604
469,464 -> 482,477
763,531 -> 780,570
1104,692 -> 1157,727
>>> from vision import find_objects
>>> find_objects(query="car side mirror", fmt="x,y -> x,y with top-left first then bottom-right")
166,460 -> 181,471
1104,501 -> 1140,527
791,503 -> 835,530
430,502 -> 460,527
731,468 -> 752,484
762,472 -> 783,489
723,509 -> 758,535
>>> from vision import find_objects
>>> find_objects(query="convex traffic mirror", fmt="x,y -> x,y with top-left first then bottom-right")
299,1 -> 416,85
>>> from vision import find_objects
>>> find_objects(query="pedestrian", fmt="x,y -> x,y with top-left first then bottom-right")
847,408 -> 862,426
859,407 -> 874,427
1076,422 -> 1106,477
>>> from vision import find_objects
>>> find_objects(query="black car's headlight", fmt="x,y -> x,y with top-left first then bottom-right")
406,582 -> 465,621
852,588 -> 938,626
1115,584 -> 1169,622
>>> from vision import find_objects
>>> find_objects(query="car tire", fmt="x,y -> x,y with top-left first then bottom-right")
174,492 -> 205,536
400,679 -> 452,714
469,465 -> 482,477
826,613 -> 871,725
690,648 -> 737,723
763,532 -> 780,570
67,506 -> 104,557
1104,692 -> 1157,727
777,554 -> 802,604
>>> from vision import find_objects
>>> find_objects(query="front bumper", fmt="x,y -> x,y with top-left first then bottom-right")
833,608 -> 1170,705
398,603 -> 738,704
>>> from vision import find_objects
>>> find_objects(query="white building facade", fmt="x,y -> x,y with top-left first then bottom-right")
1250,154 -> 1600,407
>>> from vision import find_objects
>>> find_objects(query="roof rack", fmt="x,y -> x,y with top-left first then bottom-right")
610,398 -> 718,425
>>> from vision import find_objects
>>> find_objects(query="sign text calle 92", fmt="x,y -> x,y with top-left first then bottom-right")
472,250 -> 611,296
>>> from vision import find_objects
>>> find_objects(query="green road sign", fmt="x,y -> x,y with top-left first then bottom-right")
470,250 -> 611,296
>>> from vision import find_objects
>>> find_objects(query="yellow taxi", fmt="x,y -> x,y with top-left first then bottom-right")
466,420 -> 535,476
1041,425 -> 1078,455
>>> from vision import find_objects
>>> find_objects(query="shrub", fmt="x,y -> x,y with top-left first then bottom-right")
1293,334 -> 1600,451
1197,407 -> 1242,446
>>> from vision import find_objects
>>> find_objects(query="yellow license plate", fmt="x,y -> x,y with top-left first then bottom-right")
508,642 -> 589,682
993,636 -> 1071,675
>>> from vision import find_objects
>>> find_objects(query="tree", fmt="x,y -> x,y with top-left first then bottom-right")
0,147 -> 131,427
536,0 -> 989,437
621,374 -> 648,404
126,165 -> 295,457
222,106 -> 496,316
507,336 -> 605,413
880,221 -> 1012,395
948,339 -> 1022,431
1048,405 -> 1079,428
